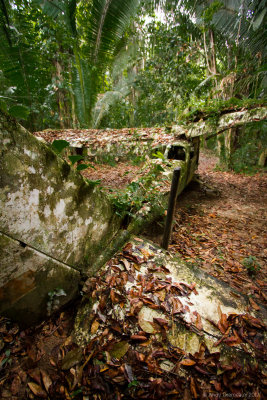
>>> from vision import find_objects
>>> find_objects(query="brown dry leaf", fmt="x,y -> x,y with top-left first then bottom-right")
223,335 -> 242,346
3,334 -> 13,343
171,297 -> 184,314
109,341 -> 129,360
49,357 -> 57,367
133,263 -> 141,271
120,258 -> 131,271
153,317 -> 169,328
110,289 -> 116,303
140,248 -> 151,259
249,297 -> 260,311
130,335 -> 148,341
218,312 -> 229,334
63,335 -> 73,346
11,375 -> 21,395
183,387 -> 192,400
190,377 -> 198,398
138,314 -> 156,334
62,348 -> 83,370
28,368 -> 41,385
28,382 -> 47,398
40,369 -> 52,393
155,289 -> 166,302
181,359 -> 196,366
90,319 -> 100,335
195,312 -> 203,331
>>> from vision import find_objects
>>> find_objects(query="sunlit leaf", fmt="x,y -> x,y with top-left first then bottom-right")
27,382 -> 47,398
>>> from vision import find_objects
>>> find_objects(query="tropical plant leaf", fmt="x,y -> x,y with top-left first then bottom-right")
8,104 -> 29,119
51,140 -> 70,154
68,155 -> 84,165
76,163 -> 90,171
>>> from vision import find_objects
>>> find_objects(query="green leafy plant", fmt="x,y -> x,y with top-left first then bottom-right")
108,160 -> 167,218
242,255 -> 261,275
152,150 -> 165,160
68,155 -> 84,165
85,179 -> 101,187
0,349 -> 12,368
51,140 -> 70,154
51,139 -> 95,172
128,379 -> 139,388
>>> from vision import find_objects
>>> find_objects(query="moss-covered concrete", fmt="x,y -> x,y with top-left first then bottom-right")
0,110 -> 126,325
0,110 -> 122,270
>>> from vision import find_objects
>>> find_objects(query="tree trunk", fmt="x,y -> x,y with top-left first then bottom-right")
224,127 -> 237,169
54,59 -> 70,128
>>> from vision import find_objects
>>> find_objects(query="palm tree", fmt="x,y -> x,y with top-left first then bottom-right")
0,0 -> 140,128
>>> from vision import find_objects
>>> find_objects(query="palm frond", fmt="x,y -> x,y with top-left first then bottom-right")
87,0 -> 140,67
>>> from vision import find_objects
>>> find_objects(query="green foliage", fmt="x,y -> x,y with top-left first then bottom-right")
76,163 -> 91,171
242,256 -> 261,275
230,122 -> 267,174
8,105 -> 30,119
0,0 -> 140,129
68,155 -> 84,165
0,349 -> 12,368
180,98 -> 265,124
128,379 -> 140,388
201,1 -> 223,24
85,179 -> 101,187
52,140 -> 70,154
108,161 -> 167,218
51,139 -> 95,171
152,151 -> 165,160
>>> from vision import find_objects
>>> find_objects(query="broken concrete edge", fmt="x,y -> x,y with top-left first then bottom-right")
74,237 -> 266,369
0,232 -> 81,327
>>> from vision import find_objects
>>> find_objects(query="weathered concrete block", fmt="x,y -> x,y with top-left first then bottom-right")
0,110 -> 124,325
0,111 -> 121,270
0,232 -> 80,326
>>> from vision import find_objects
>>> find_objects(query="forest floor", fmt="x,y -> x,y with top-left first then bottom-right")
0,150 -> 266,399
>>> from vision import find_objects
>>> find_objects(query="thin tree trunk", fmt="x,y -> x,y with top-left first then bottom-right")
209,29 -> 217,75
68,63 -> 78,128
203,31 -> 211,74
54,59 -> 70,128
224,127 -> 237,169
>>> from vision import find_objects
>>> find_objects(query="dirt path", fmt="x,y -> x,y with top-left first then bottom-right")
169,150 -> 267,307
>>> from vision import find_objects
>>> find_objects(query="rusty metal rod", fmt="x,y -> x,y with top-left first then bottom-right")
161,167 -> 181,250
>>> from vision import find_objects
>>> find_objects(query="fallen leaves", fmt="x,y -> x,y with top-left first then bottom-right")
170,167 -> 267,306
0,235 -> 266,399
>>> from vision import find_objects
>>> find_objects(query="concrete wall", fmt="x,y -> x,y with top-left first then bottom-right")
0,111 -> 121,325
